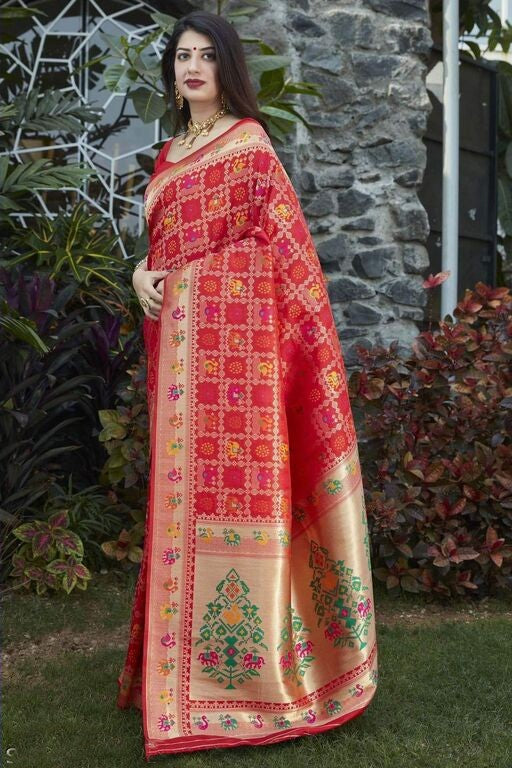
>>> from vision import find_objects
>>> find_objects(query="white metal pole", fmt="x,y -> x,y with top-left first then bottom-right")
501,0 -> 510,26
441,0 -> 460,319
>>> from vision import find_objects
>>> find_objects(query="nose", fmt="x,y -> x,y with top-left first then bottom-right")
187,54 -> 201,74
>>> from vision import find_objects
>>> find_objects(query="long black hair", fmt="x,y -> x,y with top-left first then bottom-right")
161,10 -> 268,136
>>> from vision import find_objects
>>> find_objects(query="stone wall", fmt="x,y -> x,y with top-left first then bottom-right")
237,0 -> 434,368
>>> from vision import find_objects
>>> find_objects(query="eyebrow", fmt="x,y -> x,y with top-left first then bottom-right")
176,46 -> 215,51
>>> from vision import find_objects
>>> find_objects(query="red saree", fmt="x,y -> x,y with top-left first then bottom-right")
116,117 -> 378,759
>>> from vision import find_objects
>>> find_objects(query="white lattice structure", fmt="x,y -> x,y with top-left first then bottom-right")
1,0 -> 167,258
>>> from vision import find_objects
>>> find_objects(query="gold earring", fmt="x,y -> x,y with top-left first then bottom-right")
221,92 -> 228,110
174,80 -> 183,110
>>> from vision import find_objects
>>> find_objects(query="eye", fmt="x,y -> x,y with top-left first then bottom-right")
176,52 -> 216,60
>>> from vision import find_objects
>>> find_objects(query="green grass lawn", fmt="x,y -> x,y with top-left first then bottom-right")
3,573 -> 512,768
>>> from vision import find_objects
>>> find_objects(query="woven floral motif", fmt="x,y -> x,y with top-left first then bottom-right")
195,567 -> 268,689
309,540 -> 373,650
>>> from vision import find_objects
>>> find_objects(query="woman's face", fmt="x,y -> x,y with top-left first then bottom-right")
174,29 -> 221,108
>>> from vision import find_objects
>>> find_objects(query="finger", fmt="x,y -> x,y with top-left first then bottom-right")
147,301 -> 161,319
148,285 -> 164,304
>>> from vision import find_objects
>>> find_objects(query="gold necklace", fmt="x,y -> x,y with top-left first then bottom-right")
178,106 -> 230,149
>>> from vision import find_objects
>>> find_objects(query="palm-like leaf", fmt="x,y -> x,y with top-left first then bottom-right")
4,202 -> 124,290
4,88 -> 103,135
0,301 -> 49,354
0,157 -> 95,214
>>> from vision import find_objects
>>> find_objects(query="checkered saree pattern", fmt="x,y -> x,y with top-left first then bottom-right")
116,118 -> 378,759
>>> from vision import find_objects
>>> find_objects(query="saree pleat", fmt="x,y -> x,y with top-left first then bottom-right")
116,118 -> 378,759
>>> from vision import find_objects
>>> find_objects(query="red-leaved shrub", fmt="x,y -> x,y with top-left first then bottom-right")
349,282 -> 512,598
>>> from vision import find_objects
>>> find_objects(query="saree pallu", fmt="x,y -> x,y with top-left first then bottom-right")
116,118 -> 378,759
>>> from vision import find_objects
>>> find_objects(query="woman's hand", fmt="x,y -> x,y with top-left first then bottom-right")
133,266 -> 169,321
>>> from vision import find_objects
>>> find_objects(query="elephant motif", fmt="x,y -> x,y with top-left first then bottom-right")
242,653 -> 265,670
357,598 -> 372,618
164,492 -> 182,510
169,413 -> 183,428
324,621 -> 344,641
207,194 -> 223,212
203,410 -> 218,430
170,358 -> 184,374
197,651 -> 219,667
166,522 -> 181,538
295,640 -> 314,658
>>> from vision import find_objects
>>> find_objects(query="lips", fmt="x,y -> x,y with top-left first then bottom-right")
185,80 -> 205,85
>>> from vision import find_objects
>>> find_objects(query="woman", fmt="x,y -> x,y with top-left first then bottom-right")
117,9 -> 378,760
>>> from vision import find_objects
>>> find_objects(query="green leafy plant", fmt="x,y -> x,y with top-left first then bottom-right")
0,157 -> 95,224
98,356 -> 149,490
4,201 -> 125,291
101,526 -> 144,564
0,262 -> 144,582
0,299 -> 49,352
11,508 -> 92,595
97,357 -> 149,568
349,281 -> 512,598
0,87 -> 102,146
7,474 -> 137,594
458,0 -> 511,59
430,0 -> 511,59
0,7 -> 148,592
